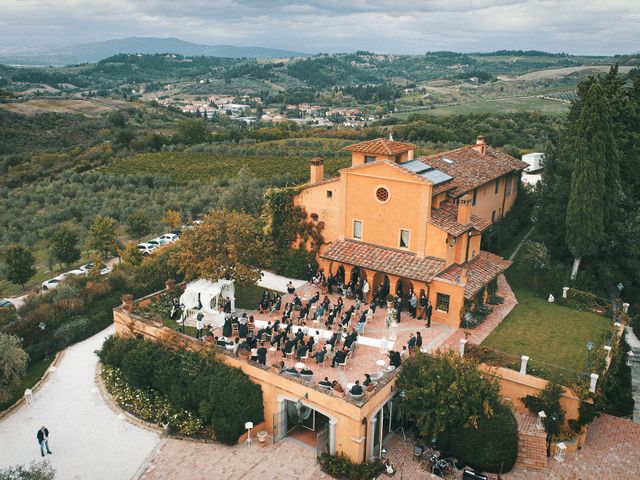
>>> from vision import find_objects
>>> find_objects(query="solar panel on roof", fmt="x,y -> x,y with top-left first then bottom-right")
401,159 -> 431,174
400,159 -> 453,185
421,169 -> 453,185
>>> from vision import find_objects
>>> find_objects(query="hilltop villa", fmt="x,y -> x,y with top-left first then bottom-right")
294,135 -> 527,326
113,135 -> 537,466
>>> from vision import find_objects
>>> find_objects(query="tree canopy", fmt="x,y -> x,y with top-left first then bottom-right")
50,225 -> 81,267
397,351 -> 500,438
2,244 -> 36,289
171,209 -> 262,285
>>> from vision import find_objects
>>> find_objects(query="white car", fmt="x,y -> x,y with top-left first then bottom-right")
146,239 -> 162,248
137,243 -> 156,256
157,233 -> 179,244
80,262 -> 111,276
41,269 -> 84,291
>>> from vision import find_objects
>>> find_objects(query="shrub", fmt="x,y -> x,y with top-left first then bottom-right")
0,460 -> 55,480
98,336 -> 264,445
53,317 -> 90,349
0,333 -> 29,402
438,402 -> 518,473
599,339 -> 634,418
318,453 -> 384,480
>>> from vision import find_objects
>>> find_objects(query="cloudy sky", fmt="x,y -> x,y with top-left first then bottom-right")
1,0 -> 639,55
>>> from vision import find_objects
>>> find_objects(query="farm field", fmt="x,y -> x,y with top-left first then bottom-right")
394,95 -> 569,118
102,138 -> 353,183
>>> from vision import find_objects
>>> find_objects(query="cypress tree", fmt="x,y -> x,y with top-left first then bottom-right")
566,82 -> 617,278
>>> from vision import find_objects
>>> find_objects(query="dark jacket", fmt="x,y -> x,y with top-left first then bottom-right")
37,428 -> 49,443
350,384 -> 364,395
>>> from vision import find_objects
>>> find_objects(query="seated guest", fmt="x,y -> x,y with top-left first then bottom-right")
332,348 -> 348,368
300,368 -> 313,376
233,337 -> 240,354
358,310 -> 368,324
284,365 -> 299,376
315,347 -> 327,364
272,318 -> 280,332
294,328 -> 305,343
306,336 -> 315,351
350,380 -> 364,396
292,295 -> 302,308
328,332 -> 340,350
271,331 -> 286,349
331,381 -> 345,393
205,325 -> 214,338
296,343 -> 309,360
389,350 -> 402,368
363,373 -> 373,387
215,336 -> 230,347
272,360 -> 286,373
283,339 -> 296,357
344,331 -> 358,349
319,377 -> 332,388
325,309 -> 337,328
238,322 -> 248,339
384,460 -> 396,476
287,281 -> 296,294
257,342 -> 267,365
308,292 -> 320,305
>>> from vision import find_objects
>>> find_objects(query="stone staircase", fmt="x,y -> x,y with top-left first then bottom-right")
514,411 -> 547,470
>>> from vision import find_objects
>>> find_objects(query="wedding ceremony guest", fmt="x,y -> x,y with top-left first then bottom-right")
287,281 -> 296,294
416,331 -> 423,351
223,297 -> 232,313
418,290 -> 428,320
332,348 -> 348,368
196,313 -> 204,340
319,376 -> 332,388
331,380 -> 344,393
315,347 -> 327,364
257,342 -> 267,365
350,380 -> 363,396
426,300 -> 433,328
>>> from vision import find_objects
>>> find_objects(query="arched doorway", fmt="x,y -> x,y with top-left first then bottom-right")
372,272 -> 390,302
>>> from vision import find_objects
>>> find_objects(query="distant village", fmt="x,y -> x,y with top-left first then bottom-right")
152,91 -> 372,126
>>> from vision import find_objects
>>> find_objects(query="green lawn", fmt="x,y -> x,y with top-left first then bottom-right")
394,96 -> 569,119
482,268 -> 611,372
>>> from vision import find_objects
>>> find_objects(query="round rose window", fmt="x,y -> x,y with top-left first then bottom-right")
376,187 -> 389,202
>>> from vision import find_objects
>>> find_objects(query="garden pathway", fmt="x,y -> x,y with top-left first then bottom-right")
442,273 -> 517,350
0,325 -> 161,479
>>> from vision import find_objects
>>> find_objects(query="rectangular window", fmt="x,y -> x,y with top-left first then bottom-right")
472,189 -> 477,206
399,229 -> 410,249
495,178 -> 499,194
505,175 -> 512,197
364,155 -> 376,163
395,154 -> 402,163
353,220 -> 363,240
436,293 -> 450,313
512,175 -> 518,192
326,190 -> 333,198
491,210 -> 496,222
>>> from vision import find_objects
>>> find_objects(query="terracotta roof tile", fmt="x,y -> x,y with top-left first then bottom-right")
321,240 -> 445,283
343,138 -> 417,156
428,201 -> 491,237
419,145 -> 528,196
437,251 -> 512,299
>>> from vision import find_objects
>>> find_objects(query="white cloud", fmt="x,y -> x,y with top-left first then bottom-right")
0,0 -> 638,54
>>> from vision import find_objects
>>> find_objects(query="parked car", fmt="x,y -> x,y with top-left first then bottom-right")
137,243 -> 156,256
41,269 -> 84,291
170,229 -> 182,237
192,219 -> 204,226
79,262 -> 111,276
0,299 -> 16,311
146,239 -> 162,248
158,233 -> 179,244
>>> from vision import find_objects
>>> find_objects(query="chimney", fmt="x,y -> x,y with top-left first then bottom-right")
472,135 -> 486,154
310,157 -> 324,184
460,268 -> 468,285
457,195 -> 473,225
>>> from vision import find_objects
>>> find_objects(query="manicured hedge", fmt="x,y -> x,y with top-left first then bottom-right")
438,402 -> 518,473
98,336 -> 264,445
318,453 -> 383,480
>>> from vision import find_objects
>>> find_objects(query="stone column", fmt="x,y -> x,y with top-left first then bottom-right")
459,338 -> 467,357
604,345 -> 612,361
589,373 -> 599,393
562,287 -> 569,299
519,355 -> 529,375
329,419 -> 337,455
369,415 -> 377,461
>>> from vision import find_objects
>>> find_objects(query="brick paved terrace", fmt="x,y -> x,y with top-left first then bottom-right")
138,437 -> 331,480
230,282 -> 455,399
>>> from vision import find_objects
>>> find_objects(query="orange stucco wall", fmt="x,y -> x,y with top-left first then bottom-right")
294,179 -> 341,246
350,151 -> 413,167
428,278 -> 466,327
113,305 -> 399,463
340,163 -> 432,255
469,173 -> 520,222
